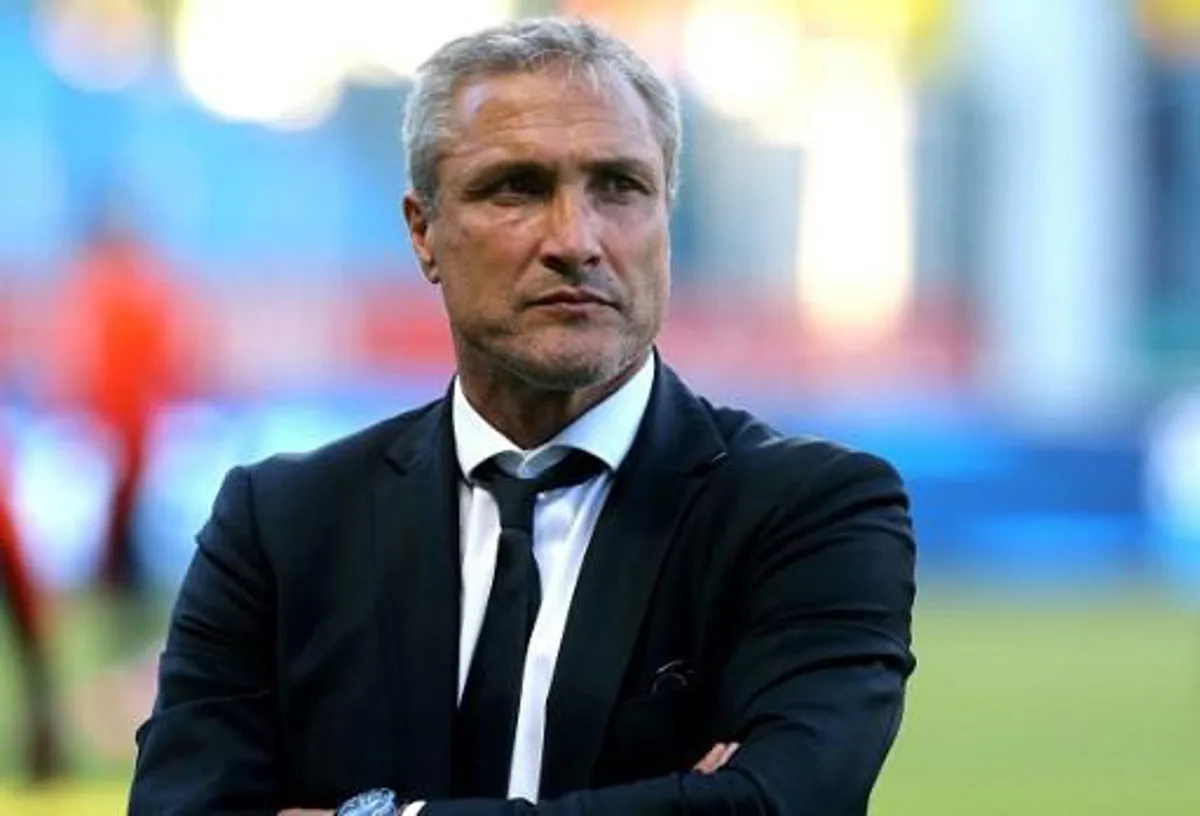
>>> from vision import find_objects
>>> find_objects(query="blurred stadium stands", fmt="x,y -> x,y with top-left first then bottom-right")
1,0 -> 1197,596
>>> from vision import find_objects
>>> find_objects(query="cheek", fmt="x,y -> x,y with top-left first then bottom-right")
443,216 -> 537,276
436,223 -> 533,319
625,226 -> 670,300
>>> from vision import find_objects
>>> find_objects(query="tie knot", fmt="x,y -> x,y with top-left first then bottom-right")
471,449 -> 604,535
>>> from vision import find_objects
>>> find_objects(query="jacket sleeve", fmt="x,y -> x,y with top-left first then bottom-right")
422,450 -> 917,816
128,466 -> 282,815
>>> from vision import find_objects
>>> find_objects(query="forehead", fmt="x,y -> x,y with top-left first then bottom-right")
441,67 -> 663,174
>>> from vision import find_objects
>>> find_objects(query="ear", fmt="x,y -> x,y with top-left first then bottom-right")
402,191 -> 439,284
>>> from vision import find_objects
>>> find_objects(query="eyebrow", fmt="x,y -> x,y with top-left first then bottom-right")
463,160 -> 550,189
581,157 -> 658,182
462,156 -> 659,190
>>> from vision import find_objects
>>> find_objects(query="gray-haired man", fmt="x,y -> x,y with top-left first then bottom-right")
130,17 -> 916,816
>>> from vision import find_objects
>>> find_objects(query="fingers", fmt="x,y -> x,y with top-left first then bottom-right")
692,741 -> 740,774
693,742 -> 725,773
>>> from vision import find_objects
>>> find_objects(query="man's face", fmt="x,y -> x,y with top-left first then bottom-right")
405,66 -> 671,390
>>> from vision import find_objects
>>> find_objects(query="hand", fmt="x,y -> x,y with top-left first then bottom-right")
692,741 -> 740,774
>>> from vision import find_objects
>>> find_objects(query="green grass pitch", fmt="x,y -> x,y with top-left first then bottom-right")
1,589 -> 1197,814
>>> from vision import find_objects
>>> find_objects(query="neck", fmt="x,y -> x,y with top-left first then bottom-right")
456,351 -> 650,450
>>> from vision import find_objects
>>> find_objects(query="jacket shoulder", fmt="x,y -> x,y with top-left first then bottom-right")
700,398 -> 903,488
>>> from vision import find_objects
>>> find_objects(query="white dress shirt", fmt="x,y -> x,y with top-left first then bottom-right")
404,357 -> 654,814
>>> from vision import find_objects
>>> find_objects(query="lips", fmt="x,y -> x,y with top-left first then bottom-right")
529,289 -> 615,308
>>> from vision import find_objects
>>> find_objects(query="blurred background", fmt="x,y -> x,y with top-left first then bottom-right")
0,0 -> 1198,812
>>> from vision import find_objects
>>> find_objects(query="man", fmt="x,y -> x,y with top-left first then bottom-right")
129,18 -> 916,816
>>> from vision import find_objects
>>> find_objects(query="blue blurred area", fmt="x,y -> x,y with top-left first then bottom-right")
0,21 -> 403,271
5,385 -> 1179,598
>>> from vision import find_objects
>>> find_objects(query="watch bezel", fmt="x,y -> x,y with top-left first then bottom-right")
335,787 -> 398,816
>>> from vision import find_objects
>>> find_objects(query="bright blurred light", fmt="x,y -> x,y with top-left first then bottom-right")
174,0 -> 516,127
681,1 -> 926,342
681,0 -> 809,144
35,0 -> 156,92
681,0 -> 947,144
174,0 -> 345,129
797,0 -> 939,43
1147,391 -> 1200,534
339,0 -> 516,83
1145,389 -> 1200,595
11,412 -> 115,591
794,41 -> 914,343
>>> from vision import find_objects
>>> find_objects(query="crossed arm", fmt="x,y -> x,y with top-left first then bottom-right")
279,745 -> 742,816
131,451 -> 916,815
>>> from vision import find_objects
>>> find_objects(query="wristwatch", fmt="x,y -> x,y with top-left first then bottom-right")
336,787 -> 406,815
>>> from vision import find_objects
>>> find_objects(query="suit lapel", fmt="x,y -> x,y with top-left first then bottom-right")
540,364 -> 726,798
372,400 -> 462,797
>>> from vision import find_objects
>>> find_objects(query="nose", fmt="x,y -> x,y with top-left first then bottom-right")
541,187 -> 602,278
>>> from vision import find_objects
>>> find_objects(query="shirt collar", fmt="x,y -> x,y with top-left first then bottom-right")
452,355 -> 655,480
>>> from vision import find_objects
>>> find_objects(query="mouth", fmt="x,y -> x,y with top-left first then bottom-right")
528,289 -> 617,310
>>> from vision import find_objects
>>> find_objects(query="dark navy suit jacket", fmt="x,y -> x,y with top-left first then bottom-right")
129,363 -> 917,814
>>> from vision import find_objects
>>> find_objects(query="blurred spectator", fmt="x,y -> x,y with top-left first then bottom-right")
0,449 -> 63,782
43,200 -> 197,653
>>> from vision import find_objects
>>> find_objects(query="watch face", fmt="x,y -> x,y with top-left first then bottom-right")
337,788 -> 396,816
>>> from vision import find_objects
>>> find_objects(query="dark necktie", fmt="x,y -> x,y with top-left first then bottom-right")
454,449 -> 605,798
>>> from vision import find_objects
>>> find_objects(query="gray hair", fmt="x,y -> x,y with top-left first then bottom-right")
402,17 -> 682,212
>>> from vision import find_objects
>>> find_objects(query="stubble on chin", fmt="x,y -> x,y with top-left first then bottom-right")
453,297 -> 657,392
494,344 -> 627,391
484,328 -> 647,393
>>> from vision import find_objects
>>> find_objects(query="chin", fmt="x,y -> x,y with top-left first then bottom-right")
514,357 -> 618,391
507,344 -> 637,392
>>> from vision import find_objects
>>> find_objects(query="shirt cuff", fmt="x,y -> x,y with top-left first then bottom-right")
400,802 -> 426,815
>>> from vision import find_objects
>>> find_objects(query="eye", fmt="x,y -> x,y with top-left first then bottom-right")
489,170 -> 550,203
594,172 -> 648,200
